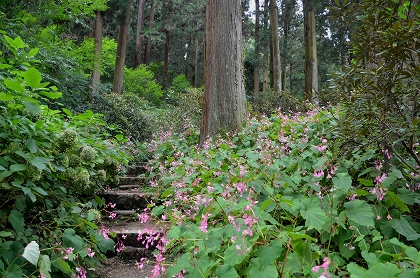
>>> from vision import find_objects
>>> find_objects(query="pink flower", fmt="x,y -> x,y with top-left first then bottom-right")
200,213 -> 210,233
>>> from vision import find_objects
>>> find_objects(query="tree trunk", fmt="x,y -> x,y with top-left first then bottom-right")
199,0 -> 246,145
112,3 -> 131,94
303,0 -> 318,103
253,0 -> 260,97
144,0 -> 156,66
192,34 -> 199,87
90,10 -> 103,98
135,0 -> 146,67
262,0 -> 270,93
163,30 -> 170,89
270,0 -> 282,93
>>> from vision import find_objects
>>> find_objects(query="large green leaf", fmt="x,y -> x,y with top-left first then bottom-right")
39,255 -> 51,278
255,240 -> 283,266
0,92 -> 14,101
23,101 -> 41,115
3,264 -> 22,278
247,258 -> 278,278
362,263 -> 401,278
22,241 -> 40,266
4,79 -> 24,93
224,244 -> 246,266
62,229 -> 83,251
23,67 -> 42,89
390,217 -> 420,241
344,200 -> 374,227
215,265 -> 239,278
30,157 -> 50,170
26,139 -> 38,153
332,171 -> 352,194
8,210 -> 24,234
10,164 -> 26,172
300,198 -> 326,232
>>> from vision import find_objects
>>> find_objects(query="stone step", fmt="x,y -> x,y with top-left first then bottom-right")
118,176 -> 147,186
103,209 -> 138,222
108,221 -> 165,249
125,164 -> 147,176
99,191 -> 155,210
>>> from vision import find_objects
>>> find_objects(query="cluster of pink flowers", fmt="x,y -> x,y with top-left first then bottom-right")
312,257 -> 332,278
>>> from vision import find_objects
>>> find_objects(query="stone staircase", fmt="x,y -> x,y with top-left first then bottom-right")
96,164 -> 164,278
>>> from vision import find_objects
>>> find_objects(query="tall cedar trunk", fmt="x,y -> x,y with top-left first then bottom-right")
135,0 -> 146,67
90,10 -> 103,98
253,0 -> 260,97
112,3 -> 131,94
270,0 -> 282,93
199,0 -> 246,145
144,0 -> 156,66
262,0 -> 270,93
303,0 -> 318,103
281,0 -> 292,91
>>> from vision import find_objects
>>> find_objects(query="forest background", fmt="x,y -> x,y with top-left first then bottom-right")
0,0 -> 420,277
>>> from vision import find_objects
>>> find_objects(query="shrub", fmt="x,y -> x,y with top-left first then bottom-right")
138,107 -> 420,277
124,65 -> 164,105
0,34 -> 129,277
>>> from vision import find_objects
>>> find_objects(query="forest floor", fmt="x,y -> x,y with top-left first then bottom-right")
96,258 -> 161,278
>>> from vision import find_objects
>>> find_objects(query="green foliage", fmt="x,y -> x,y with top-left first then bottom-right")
0,34 -> 129,276
324,0 -> 420,174
124,65 -> 164,106
142,107 -> 420,277
169,74 -> 191,94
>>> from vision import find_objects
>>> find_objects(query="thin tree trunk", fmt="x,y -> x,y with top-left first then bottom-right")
144,0 -> 156,66
200,0 -> 246,145
270,0 -> 282,93
303,0 -> 318,103
253,0 -> 260,97
135,0 -> 146,67
163,30 -> 170,89
192,34 -> 199,87
112,3 -> 131,94
90,10 -> 103,98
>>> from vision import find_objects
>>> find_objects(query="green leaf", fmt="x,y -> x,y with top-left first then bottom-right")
23,101 -> 41,115
0,231 -> 13,237
0,64 -> 12,69
33,187 -> 48,196
300,198 -> 326,232
224,244 -> 246,266
30,157 -> 50,170
22,241 -> 40,266
247,258 -> 278,278
8,210 -> 24,234
71,206 -> 82,213
27,47 -> 39,58
23,67 -> 42,89
386,191 -> 409,212
10,164 -> 26,172
332,171 -> 352,194
344,200 -> 374,227
362,263 -> 401,278
62,229 -> 83,251
0,92 -> 14,101
215,265 -> 239,278
4,79 -> 25,93
3,263 -> 22,278
97,238 -> 115,253
347,262 -> 367,276
39,255 -> 51,278
26,139 -> 38,153
292,239 -> 312,265
54,258 -> 71,273
390,217 -> 420,241
62,108 -> 73,116
4,35 -> 26,48
38,91 -> 62,99
256,240 -> 283,266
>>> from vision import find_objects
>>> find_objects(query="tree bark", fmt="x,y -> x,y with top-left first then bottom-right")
112,2 -> 131,94
90,10 -> 103,98
163,30 -> 170,89
270,0 -> 282,93
303,0 -> 319,103
199,0 -> 246,145
135,0 -> 146,67
253,0 -> 261,97
144,0 -> 156,66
